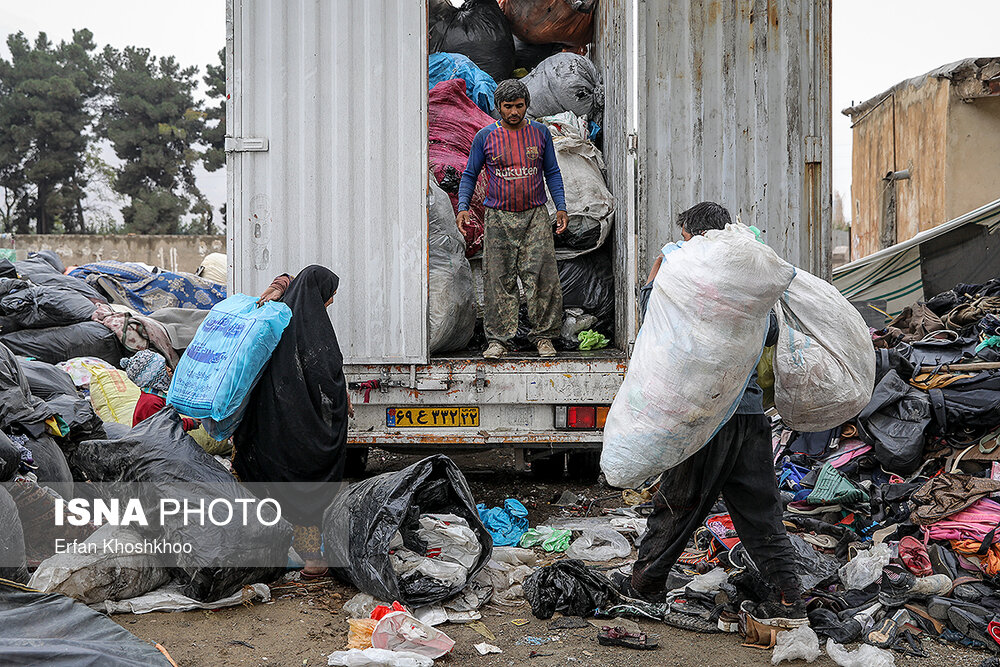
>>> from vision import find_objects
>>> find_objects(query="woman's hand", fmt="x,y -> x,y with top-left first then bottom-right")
256,285 -> 283,306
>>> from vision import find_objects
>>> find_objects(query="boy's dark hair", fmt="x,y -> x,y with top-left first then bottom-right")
677,201 -> 731,236
494,79 -> 530,110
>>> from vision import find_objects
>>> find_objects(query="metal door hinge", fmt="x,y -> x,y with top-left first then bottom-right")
225,136 -> 269,152
474,367 -> 488,393
627,133 -> 638,155
804,136 -> 822,164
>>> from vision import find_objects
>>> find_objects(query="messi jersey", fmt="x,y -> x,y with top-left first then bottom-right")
457,120 -> 567,213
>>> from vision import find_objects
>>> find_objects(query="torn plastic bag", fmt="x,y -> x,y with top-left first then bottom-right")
602,225 -> 795,487
371,611 -> 455,658
772,626 -> 821,664
0,578 -> 171,666
825,639 -> 895,667
0,320 -> 123,366
500,0 -> 595,47
0,283 -> 97,333
328,648 -> 434,667
167,294 -> 292,440
428,179 -> 475,353
323,455 -> 492,607
0,343 -> 55,435
69,408 -> 292,602
428,52 -> 496,114
857,370 -> 932,475
522,53 -> 604,120
97,581 -> 270,615
429,0 -> 514,83
565,528 -> 631,561
13,255 -> 106,304
417,513 -> 482,570
773,268 -> 875,432
28,524 -> 171,604
0,486 -> 28,583
522,559 -> 620,619
839,543 -> 891,590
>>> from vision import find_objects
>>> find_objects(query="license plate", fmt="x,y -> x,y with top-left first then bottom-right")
387,407 -> 480,428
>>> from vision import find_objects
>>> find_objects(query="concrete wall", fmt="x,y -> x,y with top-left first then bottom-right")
946,95 -> 1000,221
14,235 -> 225,275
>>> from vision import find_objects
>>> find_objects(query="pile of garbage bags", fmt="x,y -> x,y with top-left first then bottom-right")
426,1 -> 615,353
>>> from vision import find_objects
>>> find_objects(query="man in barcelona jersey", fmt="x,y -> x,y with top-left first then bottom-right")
457,79 -> 568,360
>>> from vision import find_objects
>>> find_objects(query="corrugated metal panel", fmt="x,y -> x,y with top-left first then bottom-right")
227,0 -> 428,364
638,0 -> 832,276
593,0 -> 639,350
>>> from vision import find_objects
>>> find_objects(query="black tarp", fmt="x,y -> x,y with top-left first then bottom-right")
920,221 -> 1000,301
0,320 -> 122,366
0,578 -> 170,666
70,408 -> 292,602
0,282 -> 97,333
323,454 -> 492,606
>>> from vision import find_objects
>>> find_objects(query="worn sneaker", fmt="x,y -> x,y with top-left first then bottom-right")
536,339 -> 557,357
751,598 -> 809,628
483,342 -> 506,359
610,572 -> 668,603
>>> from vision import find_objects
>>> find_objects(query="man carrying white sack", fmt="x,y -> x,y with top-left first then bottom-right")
614,202 -> 805,625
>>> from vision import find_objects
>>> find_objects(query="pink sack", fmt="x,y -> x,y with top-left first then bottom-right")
371,611 -> 455,659
429,78 -> 494,257
922,498 -> 1000,543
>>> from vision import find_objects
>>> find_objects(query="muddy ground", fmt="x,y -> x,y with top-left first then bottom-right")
118,451 -> 988,667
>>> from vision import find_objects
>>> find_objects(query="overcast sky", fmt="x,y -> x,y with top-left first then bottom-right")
1,1 -> 998,226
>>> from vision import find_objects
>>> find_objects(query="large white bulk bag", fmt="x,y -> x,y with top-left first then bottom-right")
773,269 -> 876,432
601,225 -> 795,489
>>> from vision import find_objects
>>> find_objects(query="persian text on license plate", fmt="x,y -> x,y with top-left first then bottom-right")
386,407 -> 480,428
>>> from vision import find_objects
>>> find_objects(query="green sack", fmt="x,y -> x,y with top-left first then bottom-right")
806,464 -> 867,506
519,526 -> 572,552
578,330 -> 609,351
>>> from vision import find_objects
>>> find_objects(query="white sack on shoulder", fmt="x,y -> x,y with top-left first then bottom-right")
773,269 -> 876,432
601,225 -> 795,488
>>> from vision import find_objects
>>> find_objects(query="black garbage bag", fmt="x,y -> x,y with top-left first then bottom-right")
25,434 -> 73,500
323,454 -> 492,607
558,250 -> 614,332
13,256 -> 106,304
513,35 -> 561,71
0,432 -> 18,482
522,559 -> 620,619
7,476 -> 94,564
17,357 -> 78,399
787,534 -> 841,590
0,320 -> 122,366
0,343 -> 54,437
926,370 -> 1000,431
857,370 -> 932,475
0,486 -> 27,583
70,408 -> 292,602
28,250 -> 65,273
0,284 -> 97,333
429,0 -> 515,83
0,578 -> 170,666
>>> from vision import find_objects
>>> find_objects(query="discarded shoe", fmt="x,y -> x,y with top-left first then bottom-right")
536,339 -> 557,358
483,342 -> 506,359
949,606 -> 991,645
807,607 -> 863,644
898,535 -> 933,577
865,617 -> 898,649
928,543 -> 960,580
596,626 -> 658,650
610,572 -> 668,604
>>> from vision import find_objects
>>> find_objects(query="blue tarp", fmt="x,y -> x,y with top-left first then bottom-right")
429,52 -> 497,114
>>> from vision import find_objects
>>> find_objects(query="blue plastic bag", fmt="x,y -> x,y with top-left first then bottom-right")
429,52 -> 497,114
476,498 -> 529,547
167,294 -> 291,439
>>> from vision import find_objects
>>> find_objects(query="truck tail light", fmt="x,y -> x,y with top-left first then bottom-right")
554,406 -> 610,430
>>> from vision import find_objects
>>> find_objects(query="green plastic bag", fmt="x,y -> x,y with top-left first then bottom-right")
519,526 -> 572,552
578,330 -> 609,351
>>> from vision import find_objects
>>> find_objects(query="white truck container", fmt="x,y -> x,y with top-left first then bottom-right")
226,0 -> 832,478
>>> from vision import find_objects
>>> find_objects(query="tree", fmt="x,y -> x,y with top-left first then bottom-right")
101,46 -> 206,234
202,48 -> 225,174
0,29 -> 101,234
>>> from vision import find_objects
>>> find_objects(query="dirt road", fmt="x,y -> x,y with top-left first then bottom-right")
118,451 -> 988,667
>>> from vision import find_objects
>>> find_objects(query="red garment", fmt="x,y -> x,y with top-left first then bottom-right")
133,392 -> 198,431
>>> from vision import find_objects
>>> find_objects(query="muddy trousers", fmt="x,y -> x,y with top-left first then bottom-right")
632,413 -> 802,601
483,206 -> 563,345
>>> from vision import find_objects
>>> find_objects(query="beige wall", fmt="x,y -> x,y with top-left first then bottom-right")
946,95 -> 1000,220
14,235 -> 225,275
849,79 -> 949,259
